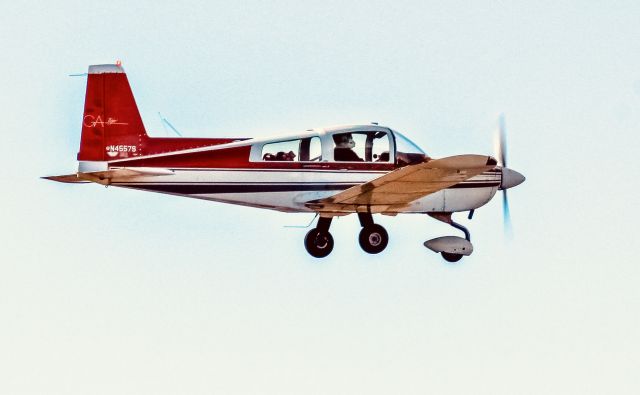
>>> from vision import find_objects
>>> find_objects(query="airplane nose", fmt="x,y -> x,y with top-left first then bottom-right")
500,167 -> 525,190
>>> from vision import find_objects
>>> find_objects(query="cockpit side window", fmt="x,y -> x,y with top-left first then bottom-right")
332,131 -> 390,162
369,131 -> 390,162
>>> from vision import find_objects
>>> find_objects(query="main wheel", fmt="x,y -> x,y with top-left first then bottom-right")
358,224 -> 389,254
441,252 -> 463,262
304,228 -> 334,258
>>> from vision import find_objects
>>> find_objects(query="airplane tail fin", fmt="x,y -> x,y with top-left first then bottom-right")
78,64 -> 149,162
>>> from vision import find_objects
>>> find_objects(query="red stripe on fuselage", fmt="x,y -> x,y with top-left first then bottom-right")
142,137 -> 246,156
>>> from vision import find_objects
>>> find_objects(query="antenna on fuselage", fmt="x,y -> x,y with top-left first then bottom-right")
284,213 -> 319,229
158,112 -> 183,137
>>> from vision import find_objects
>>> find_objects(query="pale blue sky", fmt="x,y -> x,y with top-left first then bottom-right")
1,1 -> 639,394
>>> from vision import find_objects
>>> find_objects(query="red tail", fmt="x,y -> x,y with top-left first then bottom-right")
78,64 -> 148,161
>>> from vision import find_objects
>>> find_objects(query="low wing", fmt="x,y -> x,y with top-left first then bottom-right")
306,154 -> 497,213
43,167 -> 174,185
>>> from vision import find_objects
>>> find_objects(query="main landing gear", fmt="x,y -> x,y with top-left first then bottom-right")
304,217 -> 334,258
303,213 -> 389,258
357,213 -> 388,254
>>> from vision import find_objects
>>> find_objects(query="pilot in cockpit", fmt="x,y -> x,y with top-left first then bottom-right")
333,133 -> 363,162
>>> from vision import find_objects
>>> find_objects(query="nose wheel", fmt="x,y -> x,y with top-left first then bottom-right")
441,252 -> 463,262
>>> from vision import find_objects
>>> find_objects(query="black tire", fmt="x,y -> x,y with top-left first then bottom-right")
441,252 -> 463,263
358,224 -> 389,254
304,228 -> 334,258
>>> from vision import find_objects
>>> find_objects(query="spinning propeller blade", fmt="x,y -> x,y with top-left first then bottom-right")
496,113 -> 512,235
502,189 -> 512,236
495,113 -> 508,167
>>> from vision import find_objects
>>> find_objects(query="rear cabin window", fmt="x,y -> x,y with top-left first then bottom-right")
262,137 -> 322,161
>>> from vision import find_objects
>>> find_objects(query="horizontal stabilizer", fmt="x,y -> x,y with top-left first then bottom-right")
42,174 -> 89,183
43,167 -> 174,185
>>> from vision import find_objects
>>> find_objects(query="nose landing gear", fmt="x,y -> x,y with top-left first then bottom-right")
425,213 -> 473,263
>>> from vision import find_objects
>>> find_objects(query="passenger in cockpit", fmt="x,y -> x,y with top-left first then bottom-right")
333,133 -> 363,162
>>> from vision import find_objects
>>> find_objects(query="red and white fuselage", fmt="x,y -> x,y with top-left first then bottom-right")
77,125 -> 504,214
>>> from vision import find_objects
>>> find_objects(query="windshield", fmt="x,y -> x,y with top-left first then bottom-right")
393,130 -> 426,166
393,131 -> 425,155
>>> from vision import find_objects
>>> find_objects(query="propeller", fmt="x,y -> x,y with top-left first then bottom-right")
495,113 -> 512,236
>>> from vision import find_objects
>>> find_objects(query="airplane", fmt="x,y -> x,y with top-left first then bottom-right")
44,63 -> 525,262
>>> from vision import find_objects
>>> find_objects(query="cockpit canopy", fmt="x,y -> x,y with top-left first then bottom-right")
251,125 -> 427,166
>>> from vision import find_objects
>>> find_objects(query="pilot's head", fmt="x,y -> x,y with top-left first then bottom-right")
333,133 -> 355,149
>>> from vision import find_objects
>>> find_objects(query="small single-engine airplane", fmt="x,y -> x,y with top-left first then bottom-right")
45,63 -> 525,262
